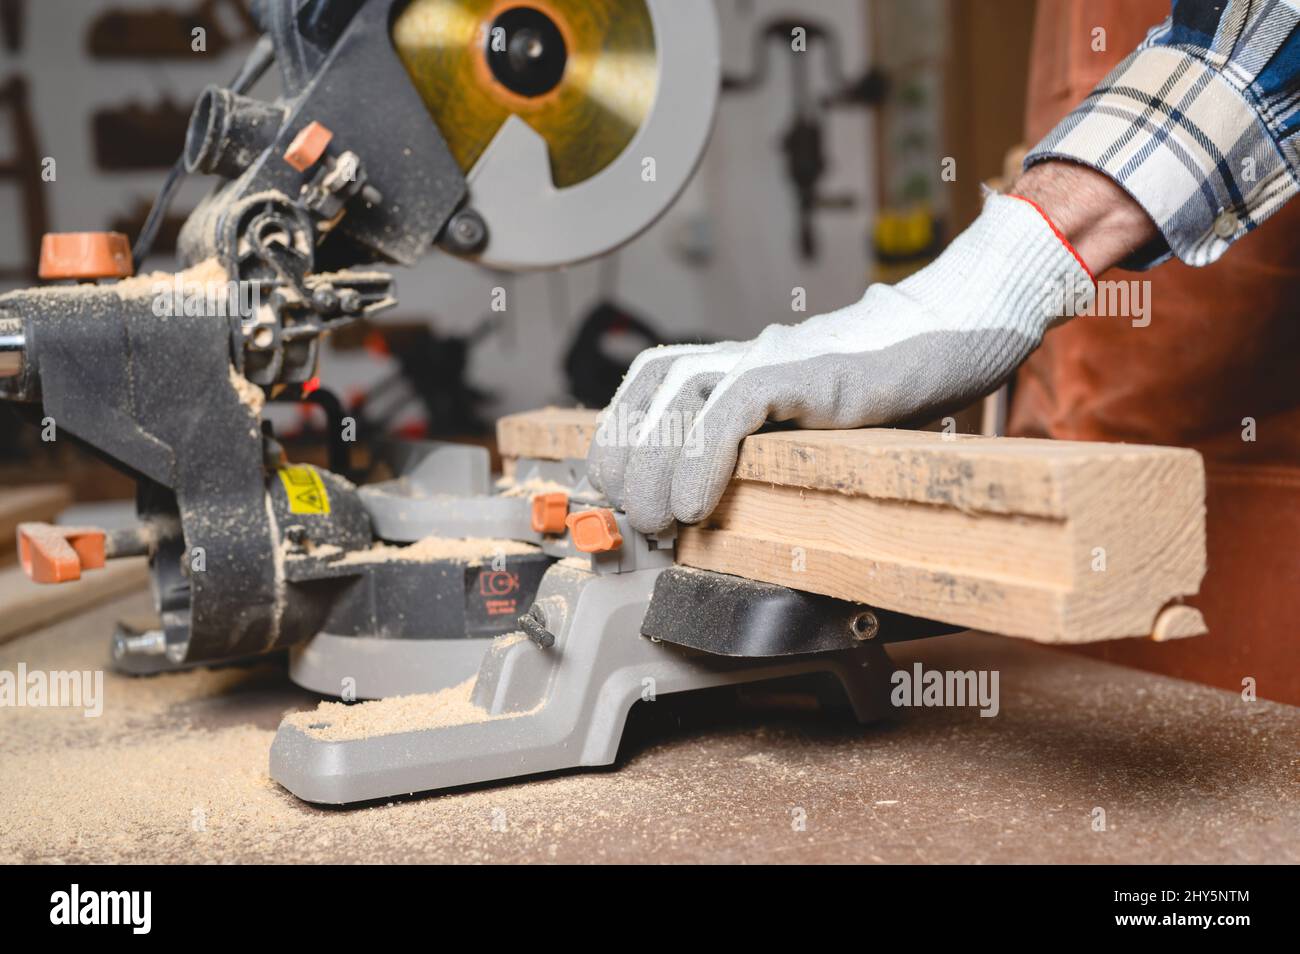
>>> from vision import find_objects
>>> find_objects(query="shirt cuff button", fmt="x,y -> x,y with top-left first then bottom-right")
1213,210 -> 1239,238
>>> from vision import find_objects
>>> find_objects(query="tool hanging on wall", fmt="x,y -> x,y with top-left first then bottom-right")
722,17 -> 887,261
93,98 -> 192,170
560,298 -> 718,409
360,318 -> 500,439
330,316 -> 502,445
865,0 -> 949,285
87,0 -> 257,59
0,0 -> 24,52
0,75 -> 48,283
563,300 -> 664,409
559,253 -> 714,408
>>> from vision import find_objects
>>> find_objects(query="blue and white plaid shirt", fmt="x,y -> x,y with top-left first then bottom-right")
1026,0 -> 1300,268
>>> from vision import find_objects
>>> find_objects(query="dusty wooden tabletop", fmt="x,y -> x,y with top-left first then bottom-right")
2,590 -> 1296,864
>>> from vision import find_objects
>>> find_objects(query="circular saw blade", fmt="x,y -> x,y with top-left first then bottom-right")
394,0 -> 658,189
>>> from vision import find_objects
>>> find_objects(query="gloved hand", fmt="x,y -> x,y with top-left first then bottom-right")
587,193 -> 1095,533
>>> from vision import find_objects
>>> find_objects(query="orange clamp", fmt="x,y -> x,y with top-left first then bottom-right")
283,121 -> 334,172
17,522 -> 106,584
38,232 -> 133,281
531,491 -> 569,535
565,508 -> 623,554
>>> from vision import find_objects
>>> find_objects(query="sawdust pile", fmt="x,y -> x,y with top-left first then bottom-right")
335,536 -> 539,567
110,256 -> 231,297
16,257 -> 229,301
284,676 -> 506,741
497,477 -> 572,499
1,710 -> 666,865
0,594 -> 674,864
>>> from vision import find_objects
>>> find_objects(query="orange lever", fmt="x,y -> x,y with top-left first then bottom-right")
16,523 -> 106,584
38,232 -> 133,281
566,508 -> 623,553
531,492 -> 569,534
283,120 -> 334,171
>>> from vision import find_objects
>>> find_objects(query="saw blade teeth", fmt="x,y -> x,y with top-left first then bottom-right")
393,0 -> 658,189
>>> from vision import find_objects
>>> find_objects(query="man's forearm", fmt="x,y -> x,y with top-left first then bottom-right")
1010,162 -> 1159,276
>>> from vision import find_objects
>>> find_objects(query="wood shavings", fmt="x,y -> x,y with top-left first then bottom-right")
228,364 -> 265,415
497,478 -> 572,499
6,592 -> 1299,864
283,677 -> 511,741
16,257 -> 229,301
334,536 -> 539,567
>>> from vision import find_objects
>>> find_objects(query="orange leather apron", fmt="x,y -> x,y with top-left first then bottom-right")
1011,0 -> 1300,703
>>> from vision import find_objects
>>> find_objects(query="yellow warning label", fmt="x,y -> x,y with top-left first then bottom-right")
278,466 -> 330,515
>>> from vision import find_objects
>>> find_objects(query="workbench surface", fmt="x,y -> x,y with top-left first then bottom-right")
2,591 -> 1296,864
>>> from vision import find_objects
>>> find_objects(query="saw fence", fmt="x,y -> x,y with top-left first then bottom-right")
498,408 -> 1207,645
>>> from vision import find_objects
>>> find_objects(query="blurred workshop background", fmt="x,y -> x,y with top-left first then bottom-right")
11,1 -> 1288,705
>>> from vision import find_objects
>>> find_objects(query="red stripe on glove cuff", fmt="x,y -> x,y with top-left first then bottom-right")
1006,193 -> 1097,289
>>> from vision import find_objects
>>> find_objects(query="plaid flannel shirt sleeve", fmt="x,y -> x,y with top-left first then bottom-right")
1025,0 -> 1300,268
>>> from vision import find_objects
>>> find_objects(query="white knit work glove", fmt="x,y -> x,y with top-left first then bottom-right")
587,193 -> 1095,533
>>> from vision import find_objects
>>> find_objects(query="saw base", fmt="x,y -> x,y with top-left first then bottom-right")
270,561 -> 897,804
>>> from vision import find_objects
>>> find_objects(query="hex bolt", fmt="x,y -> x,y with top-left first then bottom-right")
311,286 -> 340,315
338,289 -> 363,314
112,629 -> 167,660
442,209 -> 488,253
849,610 -> 880,641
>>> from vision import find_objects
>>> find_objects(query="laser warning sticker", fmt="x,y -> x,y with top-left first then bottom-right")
278,466 -> 330,515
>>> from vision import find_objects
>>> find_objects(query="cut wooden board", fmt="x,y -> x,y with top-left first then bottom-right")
0,484 -> 72,558
496,406 -> 600,462
0,558 -> 149,645
498,408 -> 1207,644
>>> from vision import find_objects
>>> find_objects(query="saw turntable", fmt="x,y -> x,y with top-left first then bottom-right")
0,0 -> 977,803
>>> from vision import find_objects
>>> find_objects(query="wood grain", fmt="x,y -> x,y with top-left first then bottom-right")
496,407 -> 599,462
498,408 -> 1208,643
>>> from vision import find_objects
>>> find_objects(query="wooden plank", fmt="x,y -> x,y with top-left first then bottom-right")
0,484 -> 72,557
497,407 -> 1207,644
0,558 -> 149,645
496,407 -> 600,462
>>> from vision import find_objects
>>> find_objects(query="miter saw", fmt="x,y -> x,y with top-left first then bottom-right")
0,0 -> 954,804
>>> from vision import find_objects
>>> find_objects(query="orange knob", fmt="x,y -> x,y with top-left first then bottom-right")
17,523 -> 106,584
531,491 -> 569,534
283,120 -> 334,171
566,508 -> 623,553
38,232 -> 133,281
